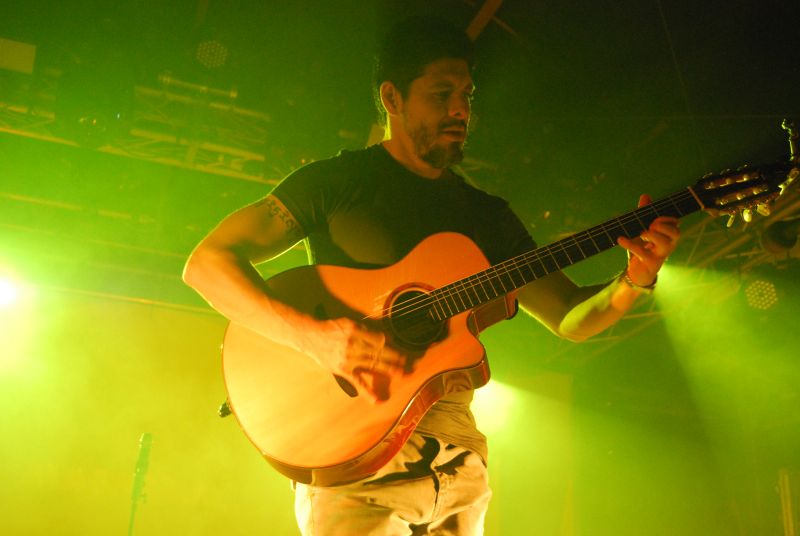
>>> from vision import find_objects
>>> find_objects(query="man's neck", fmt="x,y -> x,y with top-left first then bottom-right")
381,139 -> 444,180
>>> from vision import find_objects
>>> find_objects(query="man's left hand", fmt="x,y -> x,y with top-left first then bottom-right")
617,194 -> 681,286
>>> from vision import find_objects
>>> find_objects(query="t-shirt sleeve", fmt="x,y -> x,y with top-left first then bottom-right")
500,200 -> 537,258
474,193 -> 537,265
268,158 -> 345,236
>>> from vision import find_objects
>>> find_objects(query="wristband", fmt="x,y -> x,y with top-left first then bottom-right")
619,269 -> 657,294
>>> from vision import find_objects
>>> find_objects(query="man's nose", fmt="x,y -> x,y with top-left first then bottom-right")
449,94 -> 470,119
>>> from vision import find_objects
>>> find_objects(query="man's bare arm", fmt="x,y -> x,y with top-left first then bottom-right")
517,194 -> 680,342
183,195 -> 304,316
183,194 -> 404,402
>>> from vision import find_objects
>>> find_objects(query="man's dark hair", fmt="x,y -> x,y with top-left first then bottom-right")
372,16 -> 475,126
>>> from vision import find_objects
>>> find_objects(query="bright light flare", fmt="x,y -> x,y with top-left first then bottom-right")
473,380 -> 518,435
0,271 -> 38,375
0,278 -> 20,307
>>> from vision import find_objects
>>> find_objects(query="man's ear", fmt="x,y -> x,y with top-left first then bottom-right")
379,81 -> 402,116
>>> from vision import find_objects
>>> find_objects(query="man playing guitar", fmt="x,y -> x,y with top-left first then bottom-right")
183,15 -> 680,536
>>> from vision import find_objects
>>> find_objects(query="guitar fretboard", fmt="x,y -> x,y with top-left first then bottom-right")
424,188 -> 701,321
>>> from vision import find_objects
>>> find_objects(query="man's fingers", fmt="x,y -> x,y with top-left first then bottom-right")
355,346 -> 406,375
618,236 -> 650,261
353,371 -> 380,403
350,325 -> 406,373
641,229 -> 672,253
356,327 -> 386,350
651,220 -> 681,241
335,321 -> 410,404
353,367 -> 394,403
379,346 -> 406,368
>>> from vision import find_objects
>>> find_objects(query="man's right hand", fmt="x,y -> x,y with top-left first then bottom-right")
300,317 -> 408,403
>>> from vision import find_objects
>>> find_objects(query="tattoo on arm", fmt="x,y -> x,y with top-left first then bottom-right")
261,196 -> 304,241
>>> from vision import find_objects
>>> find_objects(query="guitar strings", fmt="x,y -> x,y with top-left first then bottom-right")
364,189 -> 698,322
378,170 -> 776,322
366,190 -> 695,322
367,200 -> 688,323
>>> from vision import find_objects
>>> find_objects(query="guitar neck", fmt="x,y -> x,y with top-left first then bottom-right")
428,188 -> 702,321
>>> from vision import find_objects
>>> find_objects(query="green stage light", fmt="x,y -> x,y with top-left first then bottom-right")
744,278 -> 778,310
654,264 -> 742,313
655,260 -> 799,474
739,263 -> 795,312
196,40 -> 229,69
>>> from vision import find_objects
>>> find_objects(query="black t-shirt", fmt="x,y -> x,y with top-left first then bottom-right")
269,143 -> 536,459
271,144 -> 535,269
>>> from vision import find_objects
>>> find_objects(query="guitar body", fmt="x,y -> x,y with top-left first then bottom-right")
222,232 -> 510,486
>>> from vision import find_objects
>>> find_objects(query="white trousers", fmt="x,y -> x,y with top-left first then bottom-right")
294,433 -> 491,535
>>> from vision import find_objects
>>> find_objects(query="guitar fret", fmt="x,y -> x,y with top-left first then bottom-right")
463,276 -> 481,306
476,276 -> 492,301
491,269 -> 506,294
556,247 -> 571,268
533,255 -> 548,278
620,216 -> 642,238
462,280 -> 477,308
497,267 -> 514,293
456,284 -> 470,310
632,210 -> 646,230
430,293 -> 444,319
568,236 -> 587,260
517,259 -> 536,282
509,260 -> 527,287
452,283 -> 468,312
561,237 -> 586,266
544,248 -> 561,272
579,233 -> 599,256
598,225 -> 617,249
662,193 -> 680,216
485,269 -> 501,296
674,192 -> 699,216
442,292 -> 457,316
432,299 -> 445,321
557,241 -> 574,265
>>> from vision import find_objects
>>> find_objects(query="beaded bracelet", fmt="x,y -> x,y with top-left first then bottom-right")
619,270 -> 657,294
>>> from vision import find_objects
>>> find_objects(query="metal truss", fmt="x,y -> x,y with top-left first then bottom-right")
0,69 -> 275,184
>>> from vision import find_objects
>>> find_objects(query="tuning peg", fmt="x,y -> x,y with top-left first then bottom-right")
757,204 -> 771,217
742,208 -> 753,223
727,213 -> 737,227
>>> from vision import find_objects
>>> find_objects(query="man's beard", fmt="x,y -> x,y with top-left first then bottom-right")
420,141 -> 464,168
409,121 -> 466,169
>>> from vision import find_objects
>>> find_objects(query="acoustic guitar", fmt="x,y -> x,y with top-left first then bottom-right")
221,161 -> 796,486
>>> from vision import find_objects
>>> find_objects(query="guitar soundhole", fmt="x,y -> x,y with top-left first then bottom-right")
388,289 -> 446,349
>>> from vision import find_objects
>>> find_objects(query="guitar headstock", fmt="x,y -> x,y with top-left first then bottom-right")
691,161 -> 799,225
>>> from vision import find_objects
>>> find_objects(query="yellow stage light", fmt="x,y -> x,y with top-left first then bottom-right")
0,278 -> 19,307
